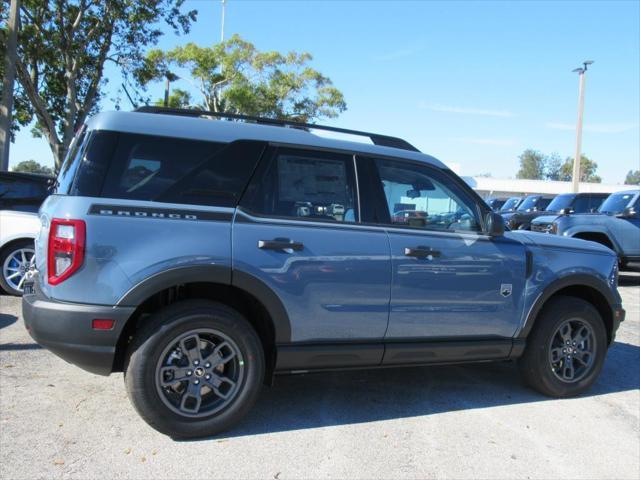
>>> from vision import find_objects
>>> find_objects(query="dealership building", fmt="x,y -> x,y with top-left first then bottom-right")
462,176 -> 633,199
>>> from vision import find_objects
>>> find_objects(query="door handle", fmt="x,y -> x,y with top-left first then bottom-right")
404,246 -> 441,259
258,238 -> 304,252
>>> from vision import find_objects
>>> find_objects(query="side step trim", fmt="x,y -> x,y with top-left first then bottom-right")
275,338 -> 524,373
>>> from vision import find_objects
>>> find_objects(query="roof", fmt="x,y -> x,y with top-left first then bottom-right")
0,171 -> 53,181
86,111 -> 445,169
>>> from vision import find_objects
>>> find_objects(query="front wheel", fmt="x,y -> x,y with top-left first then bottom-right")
518,296 -> 607,397
125,300 -> 265,438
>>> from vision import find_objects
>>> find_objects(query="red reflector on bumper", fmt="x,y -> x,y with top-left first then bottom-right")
92,319 -> 115,330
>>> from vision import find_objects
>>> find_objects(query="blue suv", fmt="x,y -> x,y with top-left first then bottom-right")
23,107 -> 625,438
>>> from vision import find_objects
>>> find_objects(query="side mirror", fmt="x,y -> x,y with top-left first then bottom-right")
485,212 -> 505,236
619,206 -> 637,218
559,207 -> 573,215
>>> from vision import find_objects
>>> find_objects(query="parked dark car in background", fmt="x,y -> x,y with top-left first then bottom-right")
485,197 -> 507,211
0,171 -> 53,213
501,194 -> 555,230
533,189 -> 640,268
498,196 -> 523,213
530,192 -> 609,233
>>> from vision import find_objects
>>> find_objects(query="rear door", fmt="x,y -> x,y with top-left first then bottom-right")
363,156 -> 527,342
233,146 -> 391,354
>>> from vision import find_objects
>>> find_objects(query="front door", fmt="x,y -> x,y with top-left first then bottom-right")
233,146 -> 391,346
365,156 -> 527,340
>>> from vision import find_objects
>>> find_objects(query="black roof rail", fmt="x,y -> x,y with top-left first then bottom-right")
133,106 -> 420,152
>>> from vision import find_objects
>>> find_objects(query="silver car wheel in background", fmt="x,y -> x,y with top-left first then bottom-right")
2,247 -> 35,293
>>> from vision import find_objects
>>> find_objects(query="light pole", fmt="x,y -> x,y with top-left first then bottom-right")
221,0 -> 227,43
571,60 -> 593,193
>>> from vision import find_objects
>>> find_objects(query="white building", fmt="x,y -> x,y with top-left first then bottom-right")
462,176 -> 633,199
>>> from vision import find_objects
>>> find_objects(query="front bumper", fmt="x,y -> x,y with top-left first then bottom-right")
611,304 -> 625,345
22,277 -> 134,375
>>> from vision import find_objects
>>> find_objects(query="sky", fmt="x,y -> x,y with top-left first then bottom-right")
9,0 -> 640,184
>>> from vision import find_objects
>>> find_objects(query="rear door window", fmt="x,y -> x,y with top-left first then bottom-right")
241,147 -> 359,223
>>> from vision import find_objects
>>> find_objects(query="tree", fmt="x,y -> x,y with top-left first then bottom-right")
138,35 -> 347,122
624,170 -> 640,185
11,159 -> 53,175
516,149 -> 546,180
545,153 -> 563,181
153,88 -> 192,108
559,155 -> 601,183
3,0 -> 197,169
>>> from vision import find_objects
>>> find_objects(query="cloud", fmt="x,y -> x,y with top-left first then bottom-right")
546,122 -> 639,133
421,103 -> 514,117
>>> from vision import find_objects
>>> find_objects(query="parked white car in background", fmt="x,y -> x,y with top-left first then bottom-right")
0,210 -> 40,295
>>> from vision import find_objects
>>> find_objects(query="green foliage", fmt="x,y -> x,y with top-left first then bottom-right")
624,170 -> 640,185
137,35 -> 347,122
515,149 -> 601,183
545,153 -> 563,181
153,88 -> 193,108
516,149 -> 546,180
558,155 -> 601,183
3,0 -> 197,168
11,159 -> 53,175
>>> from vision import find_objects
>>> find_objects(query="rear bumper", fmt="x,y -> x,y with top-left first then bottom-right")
22,277 -> 134,375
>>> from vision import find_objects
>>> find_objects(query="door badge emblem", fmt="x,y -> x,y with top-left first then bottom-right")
500,284 -> 513,297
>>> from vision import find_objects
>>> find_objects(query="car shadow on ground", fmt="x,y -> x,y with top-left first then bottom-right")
181,340 -> 640,442
0,313 -> 17,330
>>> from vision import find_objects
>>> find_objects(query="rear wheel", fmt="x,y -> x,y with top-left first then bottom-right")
125,300 -> 264,438
518,296 -> 607,397
0,240 -> 35,296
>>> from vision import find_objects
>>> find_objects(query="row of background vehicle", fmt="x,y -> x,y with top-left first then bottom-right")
486,189 -> 640,267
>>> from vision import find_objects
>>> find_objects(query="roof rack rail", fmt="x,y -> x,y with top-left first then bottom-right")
133,106 -> 420,152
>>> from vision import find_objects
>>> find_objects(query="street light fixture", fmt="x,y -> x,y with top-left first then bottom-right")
571,60 -> 594,193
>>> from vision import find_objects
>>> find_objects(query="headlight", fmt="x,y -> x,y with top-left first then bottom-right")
548,222 -> 558,234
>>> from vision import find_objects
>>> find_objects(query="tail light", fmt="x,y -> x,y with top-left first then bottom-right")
48,218 -> 86,285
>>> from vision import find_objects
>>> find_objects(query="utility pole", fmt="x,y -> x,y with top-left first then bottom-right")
221,0 -> 227,42
0,0 -> 20,172
571,60 -> 593,193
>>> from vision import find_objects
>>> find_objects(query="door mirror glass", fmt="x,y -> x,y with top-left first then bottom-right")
486,212 -> 505,236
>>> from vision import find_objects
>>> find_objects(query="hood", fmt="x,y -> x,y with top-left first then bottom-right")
506,230 -> 615,255
531,214 -> 560,225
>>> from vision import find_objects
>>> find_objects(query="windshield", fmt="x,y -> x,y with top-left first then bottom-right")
546,194 -> 575,212
517,196 -> 542,212
599,192 -> 636,214
500,197 -> 521,211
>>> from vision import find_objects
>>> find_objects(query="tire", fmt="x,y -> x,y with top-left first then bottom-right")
518,296 -> 607,397
125,300 -> 265,438
517,223 -> 529,230
0,239 -> 35,296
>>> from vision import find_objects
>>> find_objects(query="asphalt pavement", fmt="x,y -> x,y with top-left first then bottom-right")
1,271 -> 638,479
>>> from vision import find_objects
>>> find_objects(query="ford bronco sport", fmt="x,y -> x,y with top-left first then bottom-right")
23,107 -> 625,438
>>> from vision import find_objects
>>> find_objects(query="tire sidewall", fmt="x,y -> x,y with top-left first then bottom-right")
528,298 -> 607,397
126,302 -> 264,438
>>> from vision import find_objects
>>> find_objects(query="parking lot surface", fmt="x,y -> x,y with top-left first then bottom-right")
1,271 -> 639,480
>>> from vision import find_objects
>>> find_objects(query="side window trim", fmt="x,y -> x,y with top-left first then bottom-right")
239,145 -> 361,224
364,156 -> 484,234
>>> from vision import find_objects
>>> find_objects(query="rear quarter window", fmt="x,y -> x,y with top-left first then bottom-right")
72,131 -> 266,208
